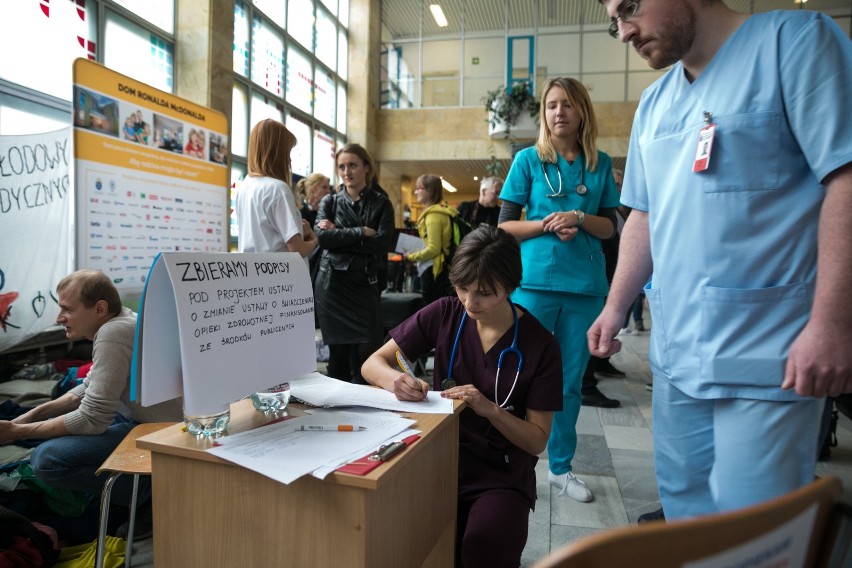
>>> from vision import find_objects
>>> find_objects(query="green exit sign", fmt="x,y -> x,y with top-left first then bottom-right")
472,57 -> 480,65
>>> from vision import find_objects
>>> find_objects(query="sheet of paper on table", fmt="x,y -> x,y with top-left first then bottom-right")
309,408 -> 422,479
289,372 -> 453,414
207,408 -> 415,485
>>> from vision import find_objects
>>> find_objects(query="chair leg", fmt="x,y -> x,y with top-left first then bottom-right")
96,473 -> 122,568
125,474 -> 139,568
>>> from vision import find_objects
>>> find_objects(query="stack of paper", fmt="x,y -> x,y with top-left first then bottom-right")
288,372 -> 453,414
207,408 -> 416,484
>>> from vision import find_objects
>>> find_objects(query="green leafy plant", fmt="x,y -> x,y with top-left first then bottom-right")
485,153 -> 503,177
483,81 -> 540,138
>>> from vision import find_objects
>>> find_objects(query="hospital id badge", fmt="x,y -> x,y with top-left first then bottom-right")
693,123 -> 716,172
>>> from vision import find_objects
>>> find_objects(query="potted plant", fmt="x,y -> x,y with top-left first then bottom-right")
483,81 -> 540,140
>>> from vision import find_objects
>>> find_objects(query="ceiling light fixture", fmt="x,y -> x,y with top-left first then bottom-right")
430,4 -> 448,27
441,178 -> 458,193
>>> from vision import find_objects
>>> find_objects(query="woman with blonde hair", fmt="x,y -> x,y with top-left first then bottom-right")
295,172 -> 332,227
235,119 -> 317,257
498,77 -> 621,503
405,174 -> 457,305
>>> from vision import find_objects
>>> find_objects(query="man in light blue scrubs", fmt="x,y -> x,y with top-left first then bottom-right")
589,0 -> 852,519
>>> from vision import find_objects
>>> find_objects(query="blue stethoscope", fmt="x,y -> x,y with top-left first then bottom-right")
542,154 -> 587,197
444,300 -> 524,408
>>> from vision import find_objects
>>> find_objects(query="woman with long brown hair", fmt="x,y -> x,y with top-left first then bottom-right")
235,119 -> 317,257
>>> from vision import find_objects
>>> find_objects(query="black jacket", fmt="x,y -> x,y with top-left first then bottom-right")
315,188 -> 394,276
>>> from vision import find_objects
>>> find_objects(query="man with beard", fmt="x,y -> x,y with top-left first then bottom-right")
588,0 -> 852,519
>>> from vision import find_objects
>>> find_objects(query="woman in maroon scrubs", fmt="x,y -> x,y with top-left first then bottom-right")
362,226 -> 562,568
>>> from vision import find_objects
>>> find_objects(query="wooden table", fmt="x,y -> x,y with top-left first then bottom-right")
137,399 -> 462,567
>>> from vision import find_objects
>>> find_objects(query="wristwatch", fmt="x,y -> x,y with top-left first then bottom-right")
574,210 -> 586,226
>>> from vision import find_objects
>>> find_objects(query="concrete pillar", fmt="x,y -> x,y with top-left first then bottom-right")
174,0 -> 234,121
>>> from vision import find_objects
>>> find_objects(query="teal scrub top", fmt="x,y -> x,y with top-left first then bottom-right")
501,147 -> 621,296
622,11 -> 852,400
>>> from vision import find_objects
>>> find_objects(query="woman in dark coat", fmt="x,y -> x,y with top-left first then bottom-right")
314,143 -> 394,383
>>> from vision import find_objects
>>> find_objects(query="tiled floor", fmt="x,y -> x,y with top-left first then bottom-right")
520,328 -> 852,567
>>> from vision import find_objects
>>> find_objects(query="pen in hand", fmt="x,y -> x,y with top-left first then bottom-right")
297,425 -> 367,432
396,351 -> 425,398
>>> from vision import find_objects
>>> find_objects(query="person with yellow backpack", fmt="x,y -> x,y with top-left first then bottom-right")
406,174 -> 458,305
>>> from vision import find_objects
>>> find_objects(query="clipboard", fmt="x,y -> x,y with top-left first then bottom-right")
336,434 -> 421,476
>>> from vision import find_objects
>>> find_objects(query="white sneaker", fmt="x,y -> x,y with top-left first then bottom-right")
548,471 -> 593,502
617,327 -> 633,336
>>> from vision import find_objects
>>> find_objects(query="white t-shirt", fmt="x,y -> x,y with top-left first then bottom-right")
235,175 -> 302,253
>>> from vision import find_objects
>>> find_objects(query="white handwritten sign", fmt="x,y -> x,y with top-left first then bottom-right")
0,128 -> 73,352
132,252 -> 316,416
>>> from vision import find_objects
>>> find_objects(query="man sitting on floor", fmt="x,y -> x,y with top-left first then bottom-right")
0,270 -> 181,515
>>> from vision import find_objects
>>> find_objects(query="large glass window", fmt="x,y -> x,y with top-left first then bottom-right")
251,91 -> 286,124
1,0 -> 175,142
286,113 -> 312,177
288,0 -> 316,52
112,0 -> 174,34
251,16 -> 286,96
313,128 -> 336,178
379,0 -> 668,107
253,0 -> 286,28
314,67 -> 336,127
1,1 -> 97,101
286,46 -> 314,115
105,11 -> 174,92
231,83 -> 250,156
338,0 -> 350,29
337,83 -> 347,133
337,28 -> 349,80
234,2 -> 250,77
231,0 -> 349,228
316,8 -> 338,70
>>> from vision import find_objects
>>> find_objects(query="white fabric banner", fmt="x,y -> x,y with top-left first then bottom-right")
0,127 -> 73,352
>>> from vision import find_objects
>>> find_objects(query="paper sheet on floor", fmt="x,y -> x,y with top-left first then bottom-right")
288,371 -> 453,414
207,408 -> 415,485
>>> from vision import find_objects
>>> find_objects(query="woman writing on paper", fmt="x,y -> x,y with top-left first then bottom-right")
235,119 -> 318,258
498,77 -> 621,503
405,174 -> 457,305
362,226 -> 562,568
314,143 -> 394,384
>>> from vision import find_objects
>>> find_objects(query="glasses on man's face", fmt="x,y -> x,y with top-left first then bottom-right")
608,0 -> 641,39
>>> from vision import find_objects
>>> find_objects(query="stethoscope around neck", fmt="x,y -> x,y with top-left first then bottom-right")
443,300 -> 524,409
542,154 -> 587,197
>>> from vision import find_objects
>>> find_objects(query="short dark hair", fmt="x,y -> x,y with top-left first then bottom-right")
57,270 -> 122,316
449,226 -> 522,295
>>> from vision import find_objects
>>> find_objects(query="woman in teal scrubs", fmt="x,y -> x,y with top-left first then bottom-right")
499,77 -> 620,502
